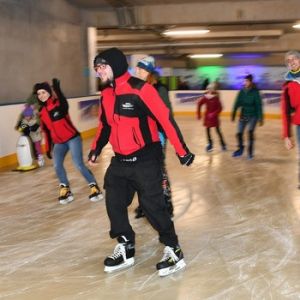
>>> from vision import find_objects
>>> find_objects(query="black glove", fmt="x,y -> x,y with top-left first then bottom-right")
88,150 -> 98,163
29,124 -> 39,132
178,152 -> 195,166
52,78 -> 60,91
20,122 -> 29,129
231,115 -> 235,122
46,151 -> 52,159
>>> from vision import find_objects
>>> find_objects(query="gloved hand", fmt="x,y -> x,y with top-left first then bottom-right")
52,78 -> 60,91
259,119 -> 264,126
46,151 -> 52,159
231,115 -> 235,122
20,122 -> 29,129
20,122 -> 30,135
178,152 -> 195,166
88,150 -> 98,163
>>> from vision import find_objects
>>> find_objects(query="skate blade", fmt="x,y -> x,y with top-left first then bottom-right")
158,259 -> 186,277
89,193 -> 104,202
59,196 -> 74,205
104,257 -> 135,273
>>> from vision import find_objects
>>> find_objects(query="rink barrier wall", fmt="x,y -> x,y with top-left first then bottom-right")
0,90 -> 281,169
0,95 -> 100,169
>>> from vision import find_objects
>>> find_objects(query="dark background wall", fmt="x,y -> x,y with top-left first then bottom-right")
0,0 -> 88,104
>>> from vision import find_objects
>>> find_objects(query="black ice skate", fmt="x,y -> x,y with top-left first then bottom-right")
58,184 -> 74,205
156,245 -> 186,277
104,236 -> 135,273
89,183 -> 104,202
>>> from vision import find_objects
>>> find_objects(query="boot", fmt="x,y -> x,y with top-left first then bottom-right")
232,133 -> 244,157
206,143 -> 213,152
89,183 -> 104,202
58,184 -> 74,205
156,245 -> 186,277
104,236 -> 135,273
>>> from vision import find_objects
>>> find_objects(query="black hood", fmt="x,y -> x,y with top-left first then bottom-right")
94,47 -> 128,78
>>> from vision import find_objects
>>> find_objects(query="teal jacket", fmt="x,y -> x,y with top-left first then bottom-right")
231,87 -> 263,121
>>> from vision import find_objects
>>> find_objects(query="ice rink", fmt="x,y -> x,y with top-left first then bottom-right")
1,117 -> 300,300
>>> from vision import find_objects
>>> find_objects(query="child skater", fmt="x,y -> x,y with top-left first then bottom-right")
15,104 -> 45,167
196,82 -> 227,152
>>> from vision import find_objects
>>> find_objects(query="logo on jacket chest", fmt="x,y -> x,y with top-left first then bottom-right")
53,111 -> 60,118
121,102 -> 134,110
49,108 -> 64,121
114,95 -> 141,117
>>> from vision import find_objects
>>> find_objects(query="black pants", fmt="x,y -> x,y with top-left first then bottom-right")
206,126 -> 226,146
104,157 -> 178,247
136,140 -> 173,213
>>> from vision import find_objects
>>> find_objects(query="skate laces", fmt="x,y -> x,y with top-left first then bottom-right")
109,243 -> 126,260
161,246 -> 179,263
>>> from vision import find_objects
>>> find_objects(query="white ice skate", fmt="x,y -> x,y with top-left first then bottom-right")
37,155 -> 45,167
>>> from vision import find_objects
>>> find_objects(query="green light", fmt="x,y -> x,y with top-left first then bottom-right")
196,66 -> 224,82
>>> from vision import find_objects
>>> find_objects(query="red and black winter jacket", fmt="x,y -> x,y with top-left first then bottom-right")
91,72 -> 189,158
39,96 -> 79,152
281,80 -> 300,138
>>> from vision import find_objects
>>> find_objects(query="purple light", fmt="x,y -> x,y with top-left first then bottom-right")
228,53 -> 268,59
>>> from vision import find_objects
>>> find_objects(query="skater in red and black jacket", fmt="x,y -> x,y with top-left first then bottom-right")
88,47 -> 195,277
281,50 -> 300,189
33,79 -> 103,204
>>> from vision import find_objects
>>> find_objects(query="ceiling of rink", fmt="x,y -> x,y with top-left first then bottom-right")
67,0 -> 300,64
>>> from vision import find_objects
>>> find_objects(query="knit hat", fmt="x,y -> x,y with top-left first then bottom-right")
33,82 -> 52,96
245,74 -> 253,82
137,56 -> 155,73
94,47 -> 128,78
23,105 -> 34,117
207,82 -> 217,91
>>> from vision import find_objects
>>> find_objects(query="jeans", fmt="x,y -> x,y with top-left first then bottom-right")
53,135 -> 96,186
237,116 -> 258,134
236,116 -> 258,156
